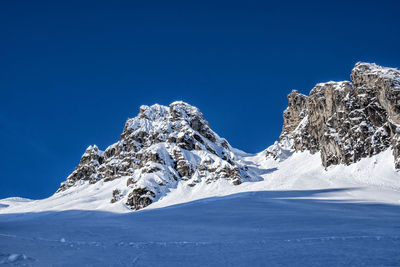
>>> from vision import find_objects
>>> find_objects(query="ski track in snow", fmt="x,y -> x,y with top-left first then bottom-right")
2,232 -> 399,247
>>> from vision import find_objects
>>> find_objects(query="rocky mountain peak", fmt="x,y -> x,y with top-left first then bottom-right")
279,62 -> 400,168
57,101 -> 251,210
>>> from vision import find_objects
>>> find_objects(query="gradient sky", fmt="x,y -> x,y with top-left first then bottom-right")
1,0 -> 400,199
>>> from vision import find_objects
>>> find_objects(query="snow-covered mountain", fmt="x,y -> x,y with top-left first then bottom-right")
2,62 -> 400,267
1,62 -> 400,214
56,101 -> 255,210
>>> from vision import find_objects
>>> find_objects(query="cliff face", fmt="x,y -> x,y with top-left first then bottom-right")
58,101 -> 252,210
280,62 -> 400,168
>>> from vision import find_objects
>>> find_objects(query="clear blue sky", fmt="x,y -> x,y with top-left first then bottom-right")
1,0 -> 399,199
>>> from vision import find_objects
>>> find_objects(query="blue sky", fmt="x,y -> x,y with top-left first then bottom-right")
1,0 -> 400,199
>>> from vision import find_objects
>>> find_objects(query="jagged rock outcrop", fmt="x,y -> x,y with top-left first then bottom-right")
57,145 -> 104,191
279,62 -> 400,168
57,101 -> 252,210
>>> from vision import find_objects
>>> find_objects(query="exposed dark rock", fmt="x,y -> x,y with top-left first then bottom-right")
110,189 -> 122,203
126,188 -> 156,210
57,145 -> 103,192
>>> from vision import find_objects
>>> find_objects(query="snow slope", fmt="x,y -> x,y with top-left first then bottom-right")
2,148 -> 399,214
1,186 -> 400,266
1,147 -> 400,266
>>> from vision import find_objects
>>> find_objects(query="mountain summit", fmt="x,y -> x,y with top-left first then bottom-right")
279,62 -> 400,168
58,101 -> 253,210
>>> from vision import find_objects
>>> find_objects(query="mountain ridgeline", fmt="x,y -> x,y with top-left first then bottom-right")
58,62 -> 400,210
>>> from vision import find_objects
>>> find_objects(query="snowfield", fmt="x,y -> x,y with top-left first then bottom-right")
1,149 -> 400,266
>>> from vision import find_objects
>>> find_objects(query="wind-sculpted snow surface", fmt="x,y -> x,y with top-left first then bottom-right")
280,62 -> 400,168
57,101 -> 252,210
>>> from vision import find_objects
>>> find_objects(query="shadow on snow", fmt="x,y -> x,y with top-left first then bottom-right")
1,188 -> 400,266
